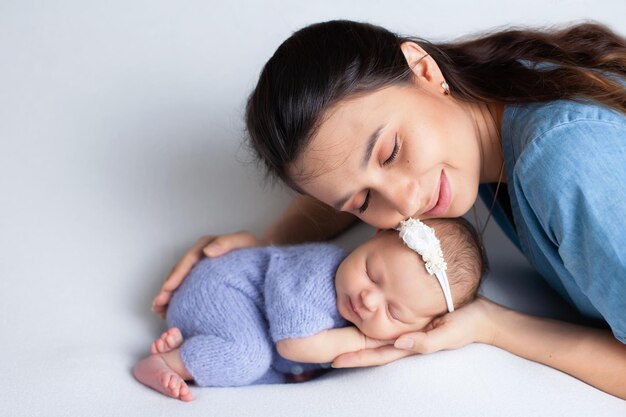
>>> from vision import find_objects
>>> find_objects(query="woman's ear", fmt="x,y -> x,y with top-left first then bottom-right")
400,41 -> 443,84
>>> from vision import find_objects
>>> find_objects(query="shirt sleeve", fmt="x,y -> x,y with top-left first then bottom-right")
516,118 -> 626,342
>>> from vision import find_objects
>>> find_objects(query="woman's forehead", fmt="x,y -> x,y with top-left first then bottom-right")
288,125 -> 366,195
290,88 -> 405,187
312,87 -> 404,145
297,84 -> 429,162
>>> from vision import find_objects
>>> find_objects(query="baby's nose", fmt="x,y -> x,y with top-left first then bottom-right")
360,289 -> 383,312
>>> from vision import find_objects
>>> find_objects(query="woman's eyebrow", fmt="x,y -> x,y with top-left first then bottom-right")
332,123 -> 387,210
333,194 -> 351,211
361,124 -> 386,168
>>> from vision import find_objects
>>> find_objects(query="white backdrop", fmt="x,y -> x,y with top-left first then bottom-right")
1,1 -> 625,416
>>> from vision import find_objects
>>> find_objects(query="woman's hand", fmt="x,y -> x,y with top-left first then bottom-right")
332,297 -> 497,368
151,231 -> 265,318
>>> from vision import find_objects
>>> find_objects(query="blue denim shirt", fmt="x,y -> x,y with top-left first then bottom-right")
480,97 -> 626,343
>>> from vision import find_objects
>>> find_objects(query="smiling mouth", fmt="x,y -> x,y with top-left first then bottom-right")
422,170 -> 452,217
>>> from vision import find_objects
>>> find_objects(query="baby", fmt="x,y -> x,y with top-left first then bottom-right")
133,217 -> 486,401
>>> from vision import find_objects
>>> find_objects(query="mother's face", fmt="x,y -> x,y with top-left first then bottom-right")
288,43 -> 484,229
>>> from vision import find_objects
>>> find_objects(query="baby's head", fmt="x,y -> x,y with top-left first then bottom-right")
335,217 -> 486,340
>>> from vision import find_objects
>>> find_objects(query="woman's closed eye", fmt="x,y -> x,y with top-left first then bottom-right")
383,134 -> 400,166
358,191 -> 370,214
358,134 -> 400,214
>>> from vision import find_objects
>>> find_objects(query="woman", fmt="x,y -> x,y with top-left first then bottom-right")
152,20 -> 626,398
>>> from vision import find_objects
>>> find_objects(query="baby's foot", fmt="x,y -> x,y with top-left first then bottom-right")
133,354 -> 193,402
151,327 -> 184,354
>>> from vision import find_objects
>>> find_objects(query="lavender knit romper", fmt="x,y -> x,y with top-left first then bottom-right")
165,243 -> 349,387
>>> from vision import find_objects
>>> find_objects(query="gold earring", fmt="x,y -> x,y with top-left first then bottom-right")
441,81 -> 450,95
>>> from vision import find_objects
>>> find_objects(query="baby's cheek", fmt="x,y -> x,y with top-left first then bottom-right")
337,302 -> 353,323
362,322 -> 402,341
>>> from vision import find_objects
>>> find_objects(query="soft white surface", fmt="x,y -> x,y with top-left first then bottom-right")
1,1 -> 625,416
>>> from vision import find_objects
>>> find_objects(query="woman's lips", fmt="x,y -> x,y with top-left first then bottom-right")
422,170 -> 452,217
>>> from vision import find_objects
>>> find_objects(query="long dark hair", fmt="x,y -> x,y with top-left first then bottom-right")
245,19 -> 626,187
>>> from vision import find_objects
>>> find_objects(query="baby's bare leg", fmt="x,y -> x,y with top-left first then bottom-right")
133,348 -> 194,401
151,327 -> 184,354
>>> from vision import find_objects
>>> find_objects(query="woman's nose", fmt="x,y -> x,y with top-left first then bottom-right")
360,289 -> 383,312
378,177 -> 420,217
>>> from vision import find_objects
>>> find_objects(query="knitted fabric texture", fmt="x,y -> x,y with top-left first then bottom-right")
165,243 -> 349,387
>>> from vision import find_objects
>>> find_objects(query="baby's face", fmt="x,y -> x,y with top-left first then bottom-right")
335,230 -> 448,340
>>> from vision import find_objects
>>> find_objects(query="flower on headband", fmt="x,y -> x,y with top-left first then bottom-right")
397,218 -> 447,275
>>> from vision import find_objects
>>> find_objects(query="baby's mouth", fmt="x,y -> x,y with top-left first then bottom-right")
348,296 -> 362,319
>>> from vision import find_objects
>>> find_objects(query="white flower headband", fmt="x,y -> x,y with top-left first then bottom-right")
396,218 -> 454,312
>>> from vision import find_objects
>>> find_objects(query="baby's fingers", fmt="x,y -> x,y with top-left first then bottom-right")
364,336 -> 395,350
332,346 -> 415,368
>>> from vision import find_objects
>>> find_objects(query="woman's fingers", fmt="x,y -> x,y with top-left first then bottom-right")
332,345 -> 415,368
392,299 -> 495,354
394,328 -> 449,355
160,236 -> 215,293
202,231 -> 261,257
151,291 -> 172,314
152,232 -> 265,317
151,235 -> 215,315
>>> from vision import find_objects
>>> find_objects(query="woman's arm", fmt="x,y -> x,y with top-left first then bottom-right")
260,194 -> 358,245
276,326 -> 392,364
333,298 -> 626,400
487,301 -> 626,399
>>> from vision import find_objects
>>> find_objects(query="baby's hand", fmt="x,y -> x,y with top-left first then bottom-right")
330,331 -> 410,368
340,326 -> 394,351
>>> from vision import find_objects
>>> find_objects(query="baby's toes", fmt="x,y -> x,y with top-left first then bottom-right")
179,384 -> 193,402
168,327 -> 182,339
167,375 -> 182,398
156,336 -> 171,353
161,373 -> 172,390
156,332 -> 169,353
165,328 -> 183,347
